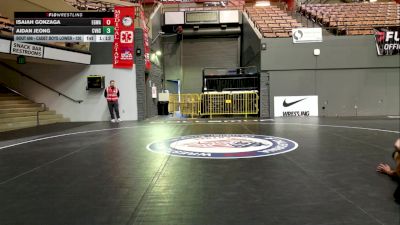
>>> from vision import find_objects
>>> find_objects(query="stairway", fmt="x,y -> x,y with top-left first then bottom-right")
0,85 -> 69,132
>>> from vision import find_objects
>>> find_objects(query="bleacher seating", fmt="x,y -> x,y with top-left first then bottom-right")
0,15 -> 14,36
245,6 -> 302,38
299,1 -> 400,35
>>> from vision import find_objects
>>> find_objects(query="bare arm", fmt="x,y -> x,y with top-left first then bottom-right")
377,138 -> 400,177
377,163 -> 396,177
394,138 -> 400,177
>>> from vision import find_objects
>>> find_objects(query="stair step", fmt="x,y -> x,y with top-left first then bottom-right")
0,110 -> 56,119
0,96 -> 26,100
0,99 -> 33,105
0,118 -> 70,132
0,85 -> 69,132
0,107 -> 44,114
0,103 -> 43,108
0,114 -> 63,123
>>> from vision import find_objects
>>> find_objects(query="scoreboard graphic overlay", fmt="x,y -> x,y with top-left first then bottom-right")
13,12 -> 115,42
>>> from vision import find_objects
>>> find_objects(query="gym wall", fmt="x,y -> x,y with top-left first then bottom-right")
0,60 -> 138,121
164,37 -> 240,94
258,36 -> 400,117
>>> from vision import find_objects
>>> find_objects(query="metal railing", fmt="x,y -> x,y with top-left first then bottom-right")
0,61 -> 83,104
162,4 -> 244,12
0,82 -> 47,126
169,92 -> 259,118
36,103 -> 47,125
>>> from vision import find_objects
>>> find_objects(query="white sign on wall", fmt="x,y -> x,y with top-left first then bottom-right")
0,39 -> 11,53
164,12 -> 184,25
152,86 -> 157,99
11,42 -> 43,58
274,96 -> 318,117
292,28 -> 323,43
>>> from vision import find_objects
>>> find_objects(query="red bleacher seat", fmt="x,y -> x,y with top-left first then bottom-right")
246,5 -> 303,38
301,1 -> 399,36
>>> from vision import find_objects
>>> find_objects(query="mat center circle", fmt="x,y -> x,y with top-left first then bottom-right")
147,134 -> 298,159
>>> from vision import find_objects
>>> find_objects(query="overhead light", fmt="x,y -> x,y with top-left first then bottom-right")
255,1 -> 270,7
156,50 -> 162,56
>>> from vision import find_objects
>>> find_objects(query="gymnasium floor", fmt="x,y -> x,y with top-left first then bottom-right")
0,117 -> 399,225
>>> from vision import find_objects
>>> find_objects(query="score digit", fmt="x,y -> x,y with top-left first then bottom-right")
102,18 -> 114,26
102,26 -> 114,35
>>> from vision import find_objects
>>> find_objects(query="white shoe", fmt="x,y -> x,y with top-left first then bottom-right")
111,119 -> 116,123
117,118 -> 122,122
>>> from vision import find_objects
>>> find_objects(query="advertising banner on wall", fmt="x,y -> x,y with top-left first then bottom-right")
140,10 -> 151,72
113,6 -> 135,69
274,96 -> 318,117
292,28 -> 322,43
374,28 -> 400,56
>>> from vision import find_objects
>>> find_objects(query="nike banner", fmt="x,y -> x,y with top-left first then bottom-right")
374,28 -> 400,56
113,6 -> 135,69
274,96 -> 318,117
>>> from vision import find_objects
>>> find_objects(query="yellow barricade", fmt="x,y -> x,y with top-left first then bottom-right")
168,92 -> 259,118
199,92 -> 259,118
168,94 -> 200,118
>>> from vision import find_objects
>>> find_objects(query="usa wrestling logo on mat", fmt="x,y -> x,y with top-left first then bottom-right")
147,134 -> 298,159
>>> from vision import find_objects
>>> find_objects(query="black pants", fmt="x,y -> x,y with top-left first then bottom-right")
108,101 -> 120,119
394,183 -> 400,203
392,176 -> 400,204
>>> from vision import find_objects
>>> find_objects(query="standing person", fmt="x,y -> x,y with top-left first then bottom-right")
104,80 -> 121,122
377,138 -> 400,203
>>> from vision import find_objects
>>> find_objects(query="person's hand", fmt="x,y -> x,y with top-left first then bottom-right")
376,163 -> 394,176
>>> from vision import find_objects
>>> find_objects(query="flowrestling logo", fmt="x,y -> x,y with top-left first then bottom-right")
147,134 -> 298,159
374,28 -> 400,56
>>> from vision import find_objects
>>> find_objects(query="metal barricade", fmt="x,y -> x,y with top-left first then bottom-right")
168,94 -> 200,118
168,92 -> 259,118
199,92 -> 259,118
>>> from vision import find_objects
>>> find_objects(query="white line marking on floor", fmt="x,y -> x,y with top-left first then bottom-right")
0,121 -> 398,152
267,122 -> 400,134
0,126 -> 138,151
